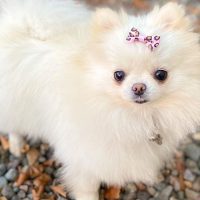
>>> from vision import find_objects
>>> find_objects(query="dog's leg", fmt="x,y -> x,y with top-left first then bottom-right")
72,178 -> 99,200
65,170 -> 99,200
75,191 -> 99,200
9,133 -> 24,157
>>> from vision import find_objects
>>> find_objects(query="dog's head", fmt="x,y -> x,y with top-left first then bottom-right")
85,3 -> 200,109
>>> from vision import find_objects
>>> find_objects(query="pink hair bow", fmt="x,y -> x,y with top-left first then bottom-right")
126,27 -> 160,51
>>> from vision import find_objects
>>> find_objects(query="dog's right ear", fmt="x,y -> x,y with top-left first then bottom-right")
150,3 -> 191,30
91,8 -> 121,36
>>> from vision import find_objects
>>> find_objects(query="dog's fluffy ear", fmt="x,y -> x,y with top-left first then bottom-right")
151,3 -> 191,30
91,8 -> 121,35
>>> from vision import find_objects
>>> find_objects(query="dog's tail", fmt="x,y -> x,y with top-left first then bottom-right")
0,0 -> 90,40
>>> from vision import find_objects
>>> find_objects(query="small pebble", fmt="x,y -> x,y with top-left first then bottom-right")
185,159 -> 197,169
191,167 -> 200,176
7,160 -> 20,169
170,176 -> 180,191
2,185 -> 15,199
0,176 -> 8,188
19,185 -> 29,192
45,185 -> 52,193
45,167 -> 54,175
137,191 -> 150,200
171,170 -> 178,176
147,186 -> 156,196
5,168 -> 18,181
27,193 -> 33,199
184,169 -> 195,182
38,156 -> 46,163
21,158 -> 28,166
157,174 -> 165,182
193,177 -> 200,192
177,191 -> 185,200
13,186 -> 20,193
169,197 -> 178,200
174,182 -> 180,192
154,182 -> 166,191
24,180 -> 32,186
185,188 -> 200,200
156,185 -> 173,200
124,183 -> 137,193
53,170 -> 60,178
0,164 -> 7,176
29,139 -> 41,148
46,149 -> 54,159
17,190 -> 26,198
9,154 -> 18,161
122,183 -> 137,199
40,144 -> 49,155
184,144 -> 200,161
198,159 -> 200,168
57,197 -> 67,200
11,196 -> 20,200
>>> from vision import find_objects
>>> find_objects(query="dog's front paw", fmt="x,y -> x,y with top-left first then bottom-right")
9,133 -> 24,157
75,192 -> 99,200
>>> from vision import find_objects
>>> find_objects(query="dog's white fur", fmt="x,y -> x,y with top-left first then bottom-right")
0,1 -> 200,200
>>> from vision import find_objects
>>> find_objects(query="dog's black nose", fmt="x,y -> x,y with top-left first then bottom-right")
132,83 -> 146,96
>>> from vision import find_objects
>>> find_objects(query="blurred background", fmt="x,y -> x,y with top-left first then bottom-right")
81,0 -> 200,32
0,1 -> 199,200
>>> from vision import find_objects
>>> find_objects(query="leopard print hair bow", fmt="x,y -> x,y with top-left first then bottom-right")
126,27 -> 160,51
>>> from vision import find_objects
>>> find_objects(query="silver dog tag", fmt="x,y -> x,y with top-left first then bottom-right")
149,134 -> 163,145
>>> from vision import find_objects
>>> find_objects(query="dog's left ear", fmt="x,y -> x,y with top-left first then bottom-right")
91,8 -> 121,36
151,3 -> 191,30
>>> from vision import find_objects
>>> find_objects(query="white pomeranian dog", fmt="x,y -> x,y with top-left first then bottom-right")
0,0 -> 200,199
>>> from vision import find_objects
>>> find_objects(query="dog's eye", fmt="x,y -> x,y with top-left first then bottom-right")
114,71 -> 125,82
154,69 -> 168,81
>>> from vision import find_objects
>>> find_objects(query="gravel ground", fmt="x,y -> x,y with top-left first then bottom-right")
0,0 -> 200,200
0,134 -> 200,200
82,0 -> 200,32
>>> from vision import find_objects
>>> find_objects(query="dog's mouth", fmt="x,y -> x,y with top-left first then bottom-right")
134,96 -> 148,104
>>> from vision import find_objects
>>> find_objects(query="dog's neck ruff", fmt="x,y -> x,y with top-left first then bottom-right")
126,27 -> 160,51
